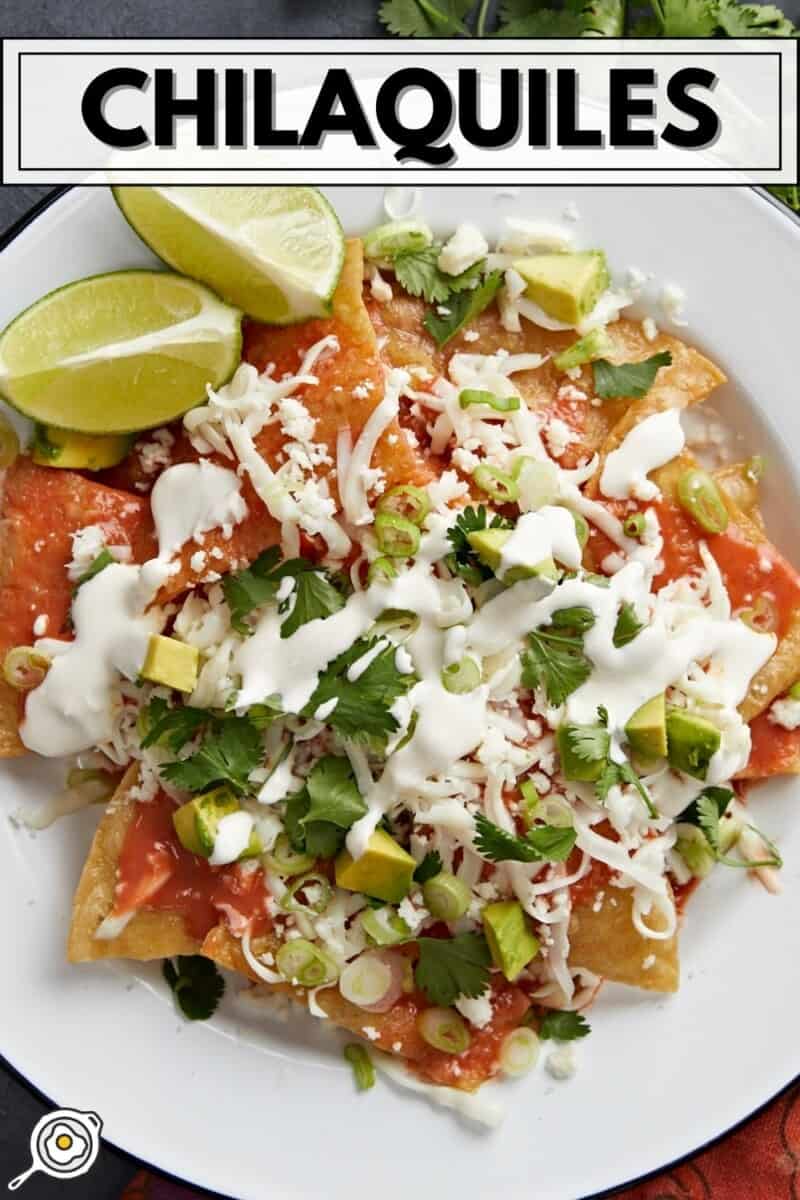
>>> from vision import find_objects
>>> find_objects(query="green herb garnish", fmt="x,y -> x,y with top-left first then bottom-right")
163,956 -> 225,1021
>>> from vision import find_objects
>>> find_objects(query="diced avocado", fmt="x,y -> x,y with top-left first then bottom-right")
173,786 -> 262,859
31,425 -> 132,470
666,707 -> 721,780
625,694 -> 668,760
553,327 -> 615,372
141,635 -> 199,693
466,528 -> 557,585
482,900 -> 540,982
513,251 -> 610,326
335,829 -> 416,904
557,723 -> 606,782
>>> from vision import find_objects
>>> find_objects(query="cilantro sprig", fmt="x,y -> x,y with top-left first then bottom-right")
474,812 -> 577,864
446,505 -> 513,586
285,756 -> 367,859
222,547 -> 345,638
161,714 -> 264,795
592,352 -> 673,400
140,697 -> 212,753
414,850 -> 444,883
423,271 -> 504,347
415,932 -> 492,1006
393,244 -> 486,305
522,621 -> 593,707
539,1010 -> 591,1041
677,786 -> 782,870
163,956 -> 225,1021
302,635 -> 417,747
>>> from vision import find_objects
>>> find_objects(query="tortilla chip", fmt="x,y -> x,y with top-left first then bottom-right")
568,888 -> 679,993
714,461 -> 765,535
68,766 -> 200,963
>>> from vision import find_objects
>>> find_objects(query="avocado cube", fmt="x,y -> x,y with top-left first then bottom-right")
625,694 -> 668,760
553,327 -> 616,372
32,426 -> 132,471
335,829 -> 416,904
173,786 -> 240,857
482,900 -> 540,982
141,635 -> 199,693
666,707 -> 721,780
557,723 -> 606,782
513,251 -> 610,326
467,528 -> 557,585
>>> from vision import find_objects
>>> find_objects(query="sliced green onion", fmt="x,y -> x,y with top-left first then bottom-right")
375,512 -> 421,558
472,465 -> 519,505
371,608 -> 419,639
538,795 -> 575,829
265,834 -> 316,878
788,680 -> 800,701
519,779 -> 540,827
3,646 -> 50,691
744,455 -> 765,483
675,824 -> 716,879
499,1026 -> 540,1076
363,218 -> 433,263
514,458 -> 558,512
276,939 -> 340,987
361,906 -> 411,947
339,953 -> 395,1009
422,872 -> 471,921
0,418 -> 20,469
280,872 -> 333,915
564,508 -> 589,549
343,1043 -> 376,1091
368,557 -> 398,585
441,656 -> 481,695
377,484 -> 431,527
66,767 -> 116,802
623,512 -> 646,539
417,1007 -> 471,1055
739,594 -> 778,635
459,389 -> 520,414
677,469 -> 729,535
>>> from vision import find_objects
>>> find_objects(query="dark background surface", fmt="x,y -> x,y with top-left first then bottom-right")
2,0 -> 800,1194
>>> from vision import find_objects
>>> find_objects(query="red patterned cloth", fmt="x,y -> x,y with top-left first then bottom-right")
122,1082 -> 800,1199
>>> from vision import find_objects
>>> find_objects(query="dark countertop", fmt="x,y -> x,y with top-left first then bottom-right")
1,1 -> 798,1195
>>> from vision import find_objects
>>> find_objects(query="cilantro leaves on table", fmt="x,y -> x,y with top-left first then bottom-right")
613,601 -> 645,648
222,547 -> 345,638
378,0 -> 474,36
393,244 -> 486,305
302,635 -> 417,747
474,812 -> 577,864
163,956 -> 225,1021
592,351 -> 673,400
161,714 -> 263,795
446,505 -> 514,585
496,0 -> 587,33
140,697 -> 212,754
415,932 -> 492,1006
522,622 -> 593,707
413,850 -> 444,883
423,271 -> 504,348
285,756 -> 366,860
539,1010 -> 591,1041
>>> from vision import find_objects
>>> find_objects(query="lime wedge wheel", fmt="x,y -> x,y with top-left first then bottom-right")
113,186 -> 345,325
0,270 -> 242,435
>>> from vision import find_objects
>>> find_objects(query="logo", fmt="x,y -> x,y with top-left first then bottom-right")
7,1108 -> 103,1190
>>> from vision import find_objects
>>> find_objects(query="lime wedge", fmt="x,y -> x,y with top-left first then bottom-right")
0,270 -> 242,435
113,186 -> 345,325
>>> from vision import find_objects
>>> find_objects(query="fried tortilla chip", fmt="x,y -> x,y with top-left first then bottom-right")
568,888 -> 679,993
68,766 -> 200,963
0,459 -> 155,757
714,461 -> 766,535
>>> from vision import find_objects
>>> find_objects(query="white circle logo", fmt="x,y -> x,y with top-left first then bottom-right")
7,1109 -> 103,1190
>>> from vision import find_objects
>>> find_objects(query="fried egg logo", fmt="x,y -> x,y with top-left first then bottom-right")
7,1108 -> 102,1190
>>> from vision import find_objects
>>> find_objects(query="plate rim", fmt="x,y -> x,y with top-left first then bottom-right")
0,182 -> 798,1200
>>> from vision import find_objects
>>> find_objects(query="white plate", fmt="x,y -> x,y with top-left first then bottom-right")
1,185 -> 799,1200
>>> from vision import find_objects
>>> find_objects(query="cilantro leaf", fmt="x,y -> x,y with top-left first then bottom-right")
474,812 -> 577,864
581,0 -> 625,33
551,607 -> 596,634
596,758 -> 657,818
592,352 -> 672,400
661,0 -> 717,34
277,562 -> 346,639
768,185 -> 800,212
446,505 -> 513,585
716,0 -> 796,33
424,271 -> 504,348
140,697 -> 212,753
522,626 -> 592,707
563,722 -> 610,764
302,636 -> 417,747
303,755 -> 367,829
613,601 -> 644,648
393,244 -> 486,305
284,786 -> 345,859
161,715 -> 263,795
414,850 -> 444,883
222,546 -> 281,635
497,7 -> 586,33
539,1010 -> 591,1041
163,956 -> 225,1021
677,786 -> 733,847
415,933 -> 492,1006
378,0 -> 473,35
